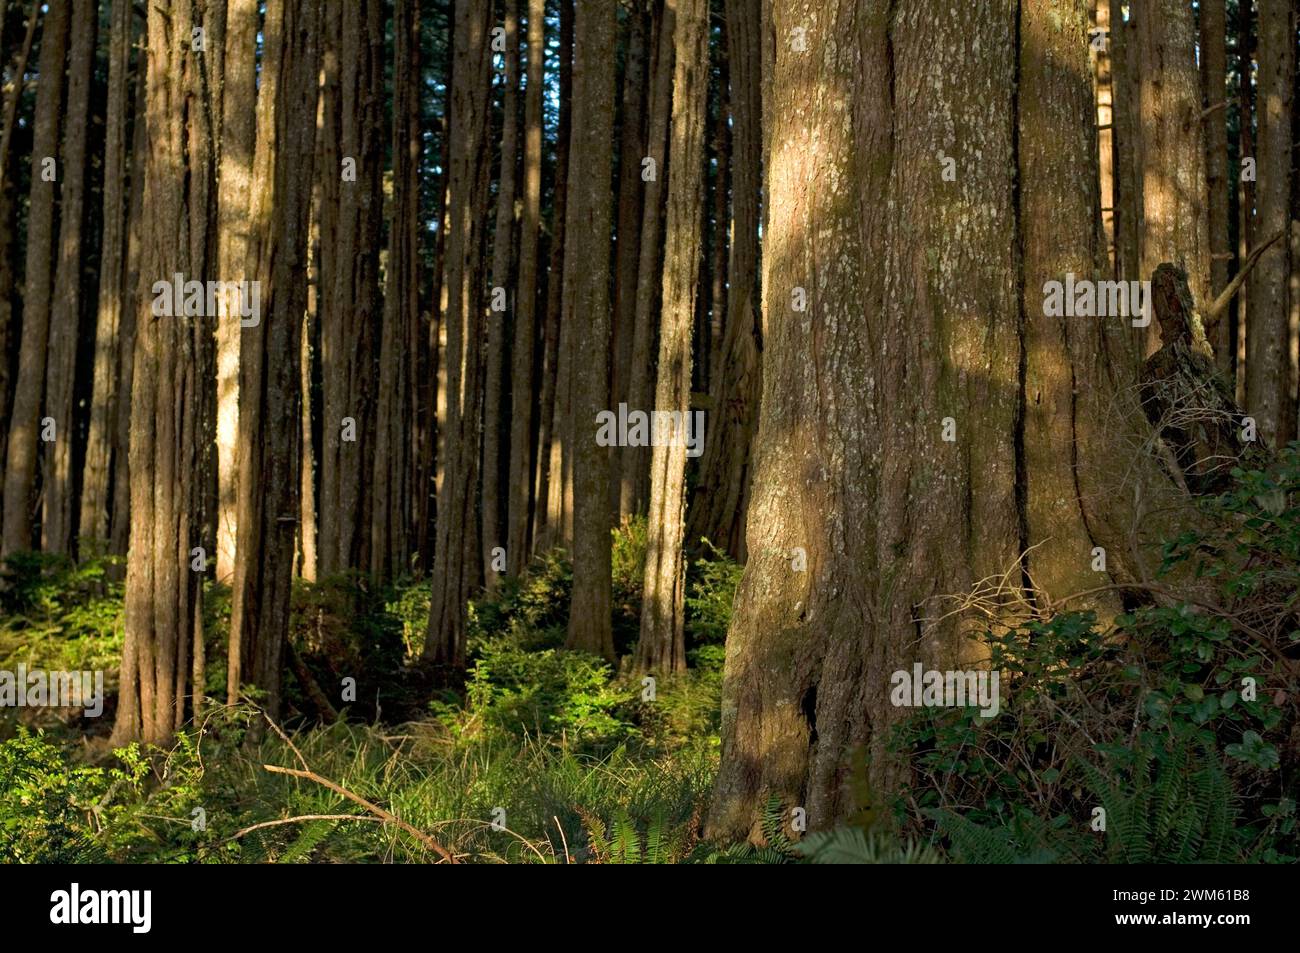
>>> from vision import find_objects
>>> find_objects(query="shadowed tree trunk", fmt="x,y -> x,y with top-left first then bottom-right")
1244,0 -> 1294,447
622,0 -> 675,516
372,0 -> 420,580
686,0 -> 761,560
534,0 -> 572,552
483,0 -> 519,588
79,0 -> 132,551
611,0 -> 648,521
1,0 -> 68,557
507,0 -> 545,575
636,0 -> 708,674
1200,0 -> 1232,373
564,0 -> 617,660
423,0 -> 493,677
41,0 -> 93,554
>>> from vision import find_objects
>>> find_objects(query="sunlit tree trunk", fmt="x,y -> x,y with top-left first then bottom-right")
636,0 -> 708,674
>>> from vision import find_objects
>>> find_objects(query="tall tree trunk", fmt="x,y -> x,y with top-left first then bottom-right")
79,0 -> 132,551
1134,0 -> 1212,352
534,0 -> 572,552
707,0 -> 1174,841
611,0 -> 648,521
423,0 -> 493,677
0,2 -> 40,498
484,0 -> 519,587
1,0 -> 68,557
706,46 -> 729,399
1245,0 -> 1294,447
111,52 -> 148,557
228,0 -> 319,720
41,0 -> 95,555
114,0 -> 216,746
636,0 -> 707,674
507,0 -> 545,575
319,0 -> 383,575
1095,1 -> 1114,270
563,0 -> 617,660
621,0 -> 675,516
1236,0 -> 1255,404
373,0 -> 421,580
215,0 -> 259,583
1200,0 -> 1232,373
686,0 -> 761,560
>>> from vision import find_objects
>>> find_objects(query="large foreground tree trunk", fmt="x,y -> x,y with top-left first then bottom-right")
707,0 -> 1174,841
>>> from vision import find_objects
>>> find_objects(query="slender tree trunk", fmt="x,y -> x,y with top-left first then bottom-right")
706,47 -> 729,399
79,0 -> 132,551
1,0 -> 68,557
534,0 -> 572,552
373,0 -> 421,580
611,0 -> 648,521
484,0 -> 519,586
507,0 -> 545,575
636,0 -> 708,674
43,0 -> 98,553
622,0 -> 675,516
114,0 -> 215,746
423,0 -> 493,677
1200,0 -> 1232,372
1236,0 -> 1255,404
1244,0 -> 1294,447
111,52 -> 147,557
687,0 -> 760,560
228,0 -> 319,720
563,0 -> 617,660
0,3 -> 41,491
214,0 -> 259,583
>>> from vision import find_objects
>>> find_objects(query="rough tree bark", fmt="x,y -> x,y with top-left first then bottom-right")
636,0 -> 708,674
113,0 -> 215,746
707,0 -> 1175,841
227,0 -> 319,720
563,0 -> 617,660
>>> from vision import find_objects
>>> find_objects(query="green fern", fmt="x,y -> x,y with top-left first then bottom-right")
796,827 -> 945,864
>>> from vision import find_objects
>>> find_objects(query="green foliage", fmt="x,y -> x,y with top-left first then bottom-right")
796,827 -> 946,864
685,539 -> 742,645
0,553 -> 125,677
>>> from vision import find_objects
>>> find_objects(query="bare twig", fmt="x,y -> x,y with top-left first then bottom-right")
1204,224 -> 1290,327
233,814 -> 385,839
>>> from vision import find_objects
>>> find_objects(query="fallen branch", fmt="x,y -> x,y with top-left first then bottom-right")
233,814 -> 385,840
258,712 -> 457,862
